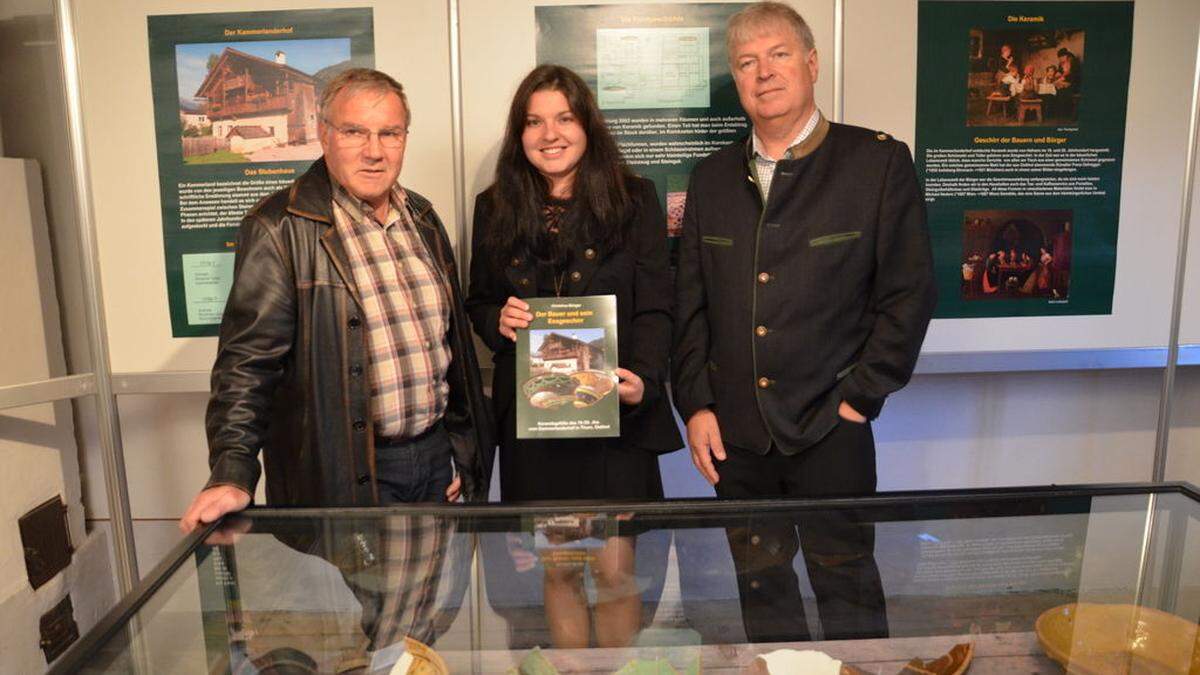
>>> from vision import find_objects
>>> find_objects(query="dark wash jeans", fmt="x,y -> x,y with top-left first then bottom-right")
374,421 -> 454,504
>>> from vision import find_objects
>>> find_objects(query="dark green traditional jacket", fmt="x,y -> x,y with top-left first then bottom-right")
672,118 -> 937,454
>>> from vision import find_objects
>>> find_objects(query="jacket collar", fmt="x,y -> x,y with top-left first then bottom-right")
286,157 -> 335,224
743,112 -> 831,163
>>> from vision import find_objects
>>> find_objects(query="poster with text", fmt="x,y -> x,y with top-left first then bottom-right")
148,8 -> 373,336
915,1 -> 1132,318
536,4 -> 749,259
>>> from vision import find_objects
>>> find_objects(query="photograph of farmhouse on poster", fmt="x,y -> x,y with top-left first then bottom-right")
516,296 -> 620,439
175,38 -> 351,164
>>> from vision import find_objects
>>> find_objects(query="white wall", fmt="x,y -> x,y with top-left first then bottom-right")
847,0 -> 1199,354
1169,119 -> 1200,486
0,159 -> 82,544
55,0 -> 1200,560
70,0 -> 458,520
0,157 -> 114,670
0,0 -> 107,551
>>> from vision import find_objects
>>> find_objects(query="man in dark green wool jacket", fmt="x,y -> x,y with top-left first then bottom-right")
672,2 -> 936,644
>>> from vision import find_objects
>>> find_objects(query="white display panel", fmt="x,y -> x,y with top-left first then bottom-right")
72,0 -> 1200,368
72,0 -> 457,373
1178,127 -> 1200,347
458,0 -> 836,248
846,0 -> 1200,354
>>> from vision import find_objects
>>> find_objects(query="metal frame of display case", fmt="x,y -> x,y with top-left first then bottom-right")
1,0 -> 1190,612
48,481 -> 1200,674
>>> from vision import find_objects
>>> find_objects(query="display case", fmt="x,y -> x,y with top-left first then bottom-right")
55,483 -> 1200,673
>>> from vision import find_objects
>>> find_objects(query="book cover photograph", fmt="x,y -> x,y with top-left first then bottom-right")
516,295 -> 620,439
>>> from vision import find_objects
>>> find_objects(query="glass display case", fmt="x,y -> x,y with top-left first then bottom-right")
55,483 -> 1200,674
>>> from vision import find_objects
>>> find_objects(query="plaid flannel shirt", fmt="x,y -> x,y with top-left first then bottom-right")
331,182 -> 451,439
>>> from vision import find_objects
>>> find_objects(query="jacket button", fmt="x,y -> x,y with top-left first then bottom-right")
755,325 -> 768,337
357,474 -> 370,485
348,316 -> 361,329
570,270 -> 582,282
584,248 -> 596,260
353,419 -> 366,431
510,257 -> 521,267
757,377 -> 771,389
350,364 -> 363,376
757,272 -> 771,284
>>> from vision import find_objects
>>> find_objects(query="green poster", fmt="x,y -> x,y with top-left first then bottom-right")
147,8 -> 374,337
536,4 -> 749,255
915,1 -> 1132,318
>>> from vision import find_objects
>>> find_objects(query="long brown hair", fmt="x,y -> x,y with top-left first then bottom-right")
485,64 -> 634,262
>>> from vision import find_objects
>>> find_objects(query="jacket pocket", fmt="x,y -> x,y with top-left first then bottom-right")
809,231 -> 861,247
702,235 -> 734,247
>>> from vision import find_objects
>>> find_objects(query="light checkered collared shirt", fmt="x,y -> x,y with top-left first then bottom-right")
331,182 -> 451,439
752,107 -> 821,200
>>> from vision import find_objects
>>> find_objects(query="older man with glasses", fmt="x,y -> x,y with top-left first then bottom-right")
181,68 -> 492,532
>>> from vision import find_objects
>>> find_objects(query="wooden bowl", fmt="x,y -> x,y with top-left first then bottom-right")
402,636 -> 449,675
1035,603 -> 1200,674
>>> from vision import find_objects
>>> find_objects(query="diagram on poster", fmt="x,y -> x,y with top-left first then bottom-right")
148,8 -> 374,337
915,1 -> 1132,319
538,4 -> 748,250
597,27 -> 710,109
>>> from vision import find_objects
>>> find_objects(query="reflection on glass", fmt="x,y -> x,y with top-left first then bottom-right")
64,489 -> 1200,674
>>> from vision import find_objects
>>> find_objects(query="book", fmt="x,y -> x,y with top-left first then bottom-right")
515,295 -> 620,439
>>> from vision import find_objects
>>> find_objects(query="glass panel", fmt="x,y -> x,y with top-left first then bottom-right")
1167,366 -> 1200,485
73,489 -> 1200,674
0,0 -> 92,386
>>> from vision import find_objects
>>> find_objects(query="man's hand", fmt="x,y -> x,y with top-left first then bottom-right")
498,296 -> 533,341
445,475 -> 462,502
838,400 -> 867,423
614,367 -> 644,406
686,409 -> 725,485
179,485 -> 252,534
202,515 -> 252,546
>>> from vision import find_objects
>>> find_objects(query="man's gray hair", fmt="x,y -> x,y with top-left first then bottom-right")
726,1 -> 816,62
319,68 -> 411,127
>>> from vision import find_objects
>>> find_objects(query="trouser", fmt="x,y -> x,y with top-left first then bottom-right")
714,419 -> 888,643
347,420 -> 456,658
373,420 -> 454,505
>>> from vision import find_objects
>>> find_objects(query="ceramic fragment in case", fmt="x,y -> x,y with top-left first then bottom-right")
1036,603 -> 1199,674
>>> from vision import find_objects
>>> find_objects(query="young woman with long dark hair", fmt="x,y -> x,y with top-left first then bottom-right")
465,64 -> 681,647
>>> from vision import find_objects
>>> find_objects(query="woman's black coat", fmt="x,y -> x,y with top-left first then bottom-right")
465,176 -> 682,454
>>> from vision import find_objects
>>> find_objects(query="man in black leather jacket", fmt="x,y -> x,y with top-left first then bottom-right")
180,69 -> 492,533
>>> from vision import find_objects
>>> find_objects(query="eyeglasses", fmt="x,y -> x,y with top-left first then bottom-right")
324,120 -> 408,148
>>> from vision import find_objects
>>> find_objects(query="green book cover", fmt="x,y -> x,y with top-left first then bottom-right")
516,295 -> 620,439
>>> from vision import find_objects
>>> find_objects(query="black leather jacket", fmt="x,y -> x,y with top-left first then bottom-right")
204,159 -> 493,505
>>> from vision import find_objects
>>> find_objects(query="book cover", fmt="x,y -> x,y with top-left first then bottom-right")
516,295 -> 620,439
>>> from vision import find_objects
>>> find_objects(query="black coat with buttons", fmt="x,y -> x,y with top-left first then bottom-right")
204,159 -> 494,505
466,176 -> 683,454
672,119 -> 937,455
